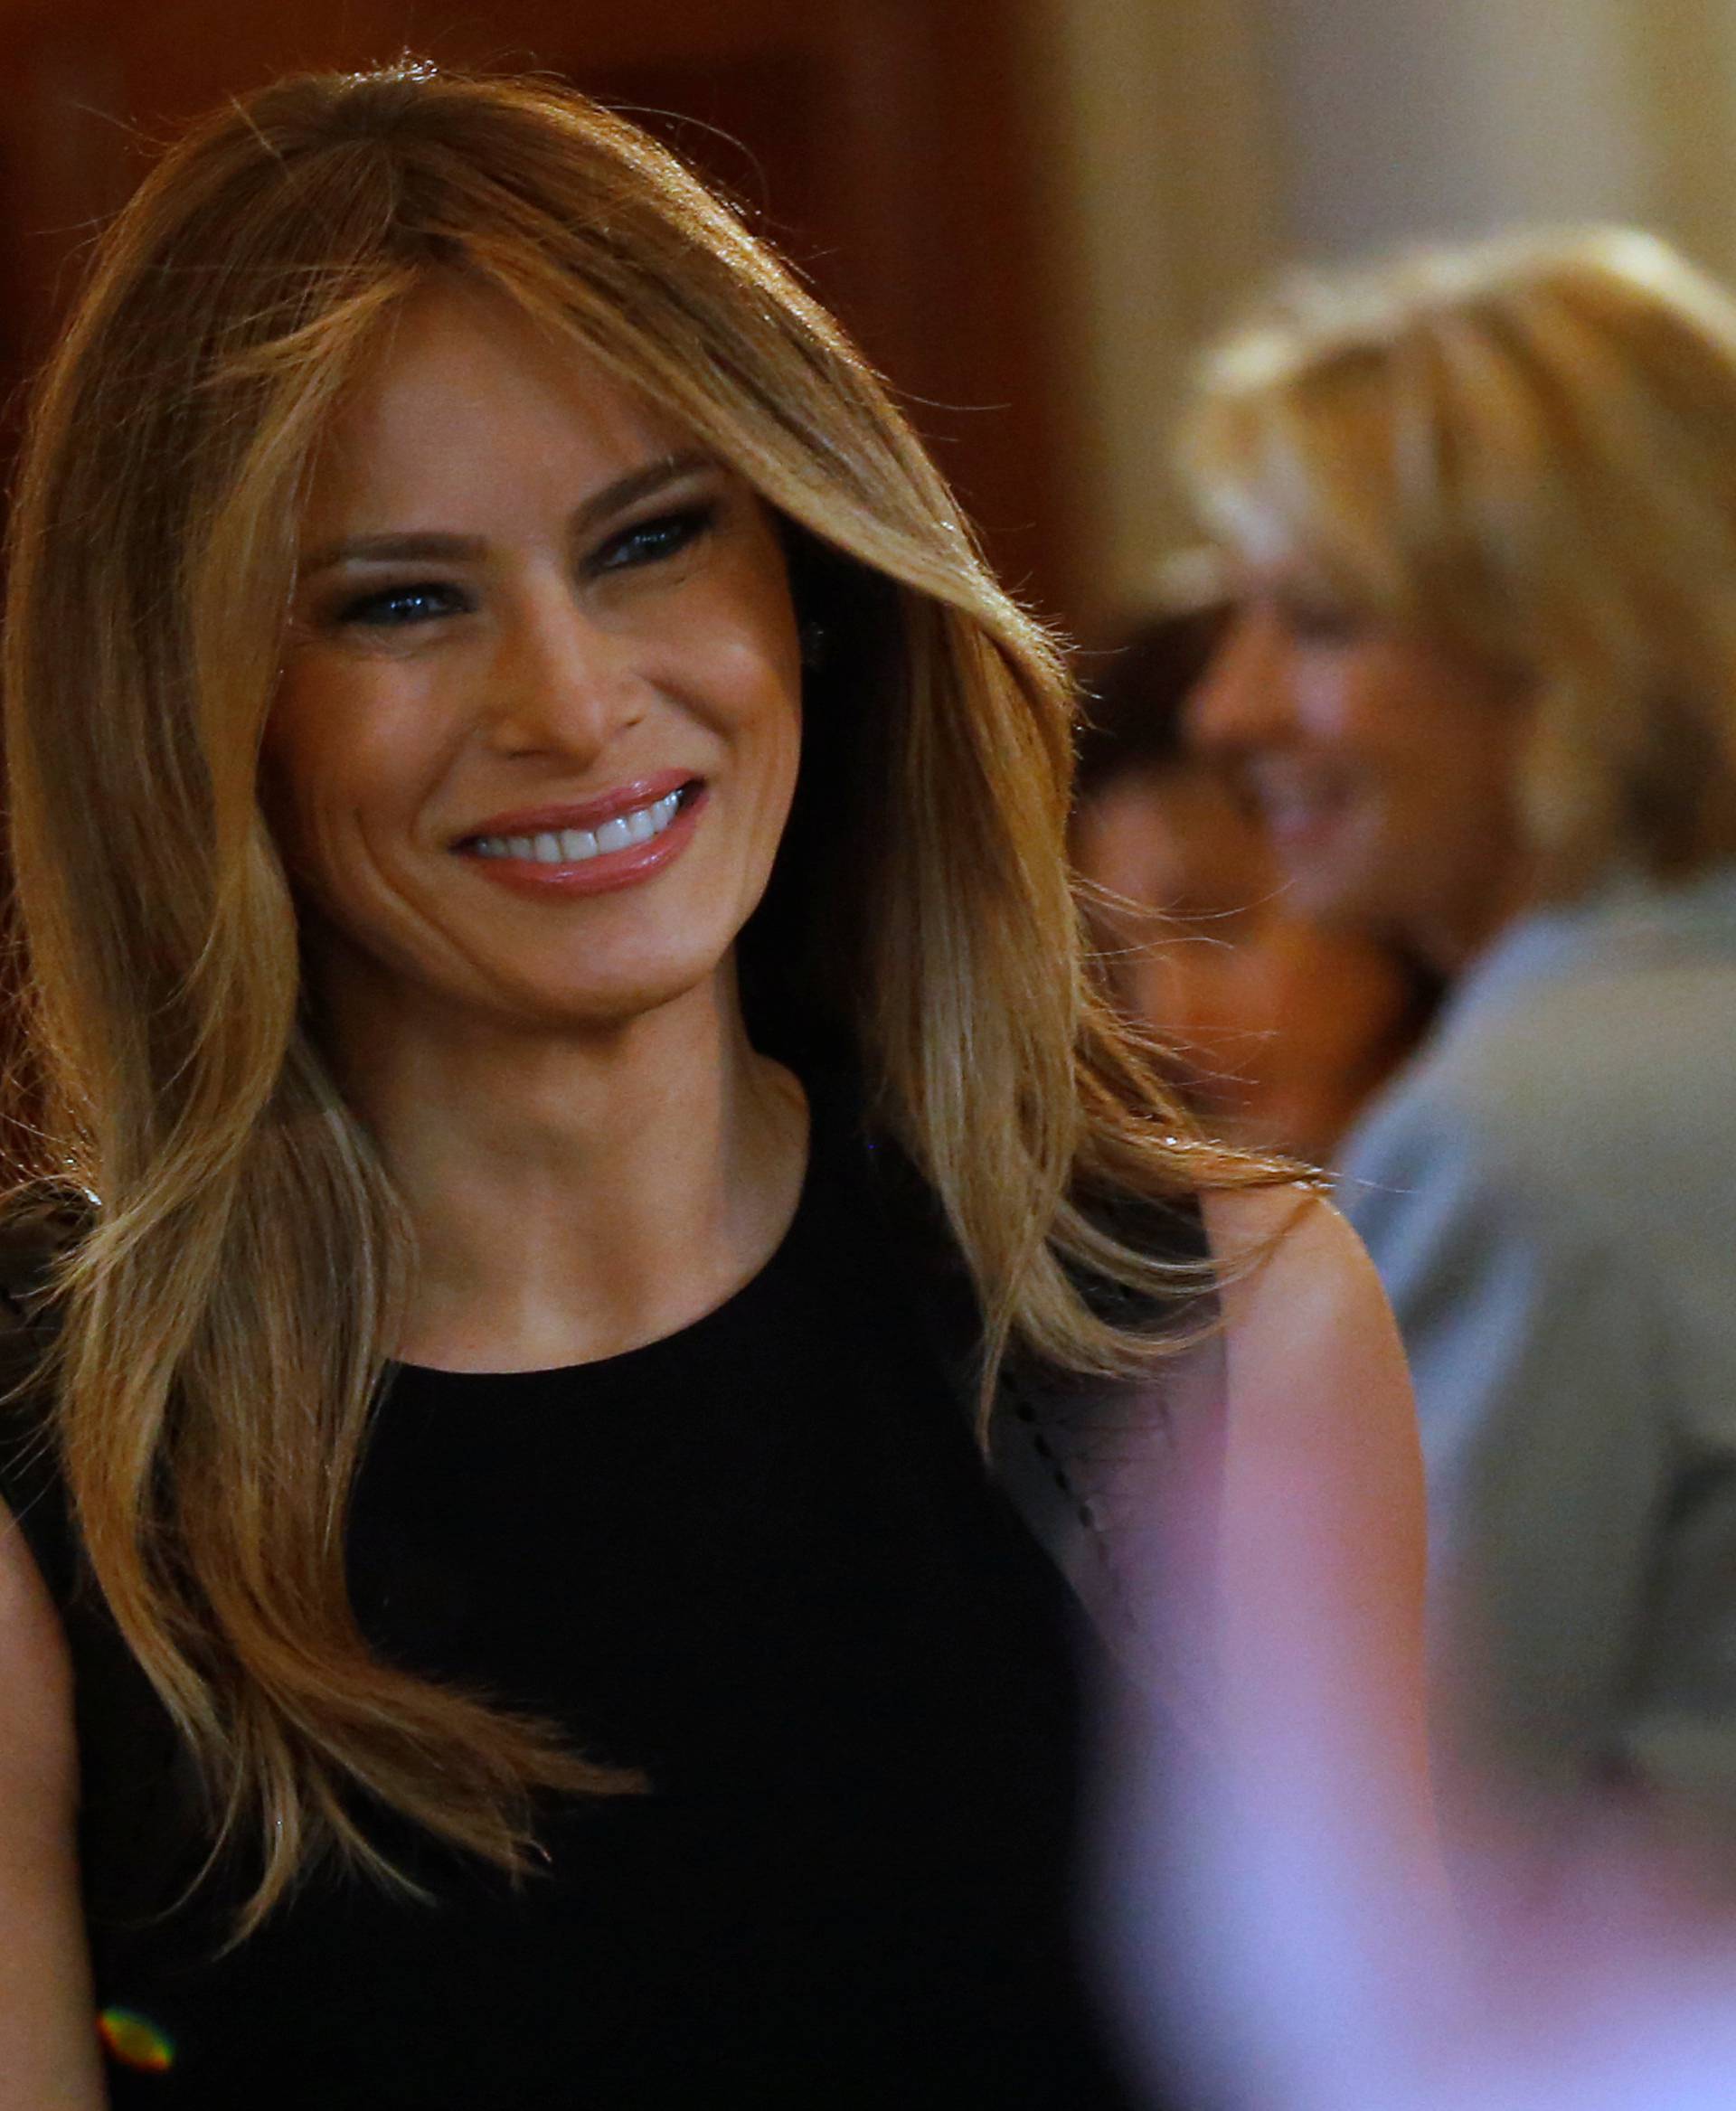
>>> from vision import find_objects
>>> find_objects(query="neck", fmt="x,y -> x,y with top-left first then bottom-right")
319,965 -> 809,1371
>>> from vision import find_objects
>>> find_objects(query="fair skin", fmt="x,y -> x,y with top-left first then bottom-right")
0,1519 -> 105,2107
0,292 -> 1440,2109
1143,1188 -> 1451,2095
1189,572 -> 1536,976
1124,1186 -> 1437,1871
269,286 -> 810,1371
1207,1192 -> 1441,1909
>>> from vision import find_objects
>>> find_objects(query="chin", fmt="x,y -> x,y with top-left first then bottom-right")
526,956 -> 729,1032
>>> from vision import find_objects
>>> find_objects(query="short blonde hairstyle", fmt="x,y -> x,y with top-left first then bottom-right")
1181,226 -> 1736,891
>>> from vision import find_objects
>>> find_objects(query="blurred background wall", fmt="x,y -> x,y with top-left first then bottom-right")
2,0 -> 1736,637
1042,0 -> 1736,625
0,0 -> 1088,611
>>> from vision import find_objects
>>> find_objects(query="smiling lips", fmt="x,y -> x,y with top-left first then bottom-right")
1244,763 -> 1355,851
456,775 -> 703,897
474,787 -> 684,865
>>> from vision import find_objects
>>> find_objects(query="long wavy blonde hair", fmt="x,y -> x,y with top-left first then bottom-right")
1182,226 -> 1736,894
3,63 -> 1272,1929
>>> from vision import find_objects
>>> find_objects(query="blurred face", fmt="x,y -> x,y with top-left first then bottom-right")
1187,571 -> 1532,968
269,286 -> 803,1038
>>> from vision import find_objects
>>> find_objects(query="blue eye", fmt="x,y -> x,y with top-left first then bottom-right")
593,504 -> 717,576
337,582 -> 469,628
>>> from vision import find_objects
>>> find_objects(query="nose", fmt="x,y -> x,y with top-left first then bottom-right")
481,579 -> 647,764
1186,600 -> 1293,758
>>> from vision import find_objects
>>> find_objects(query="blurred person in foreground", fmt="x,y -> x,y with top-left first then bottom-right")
1180,227 -> 1736,1829
1072,589 -> 1436,1164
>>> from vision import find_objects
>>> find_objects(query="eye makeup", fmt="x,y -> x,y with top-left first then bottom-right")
307,485 -> 729,640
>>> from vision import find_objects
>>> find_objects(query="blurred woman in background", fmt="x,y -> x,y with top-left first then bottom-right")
1072,587 -> 1434,1164
1182,229 -> 1736,1827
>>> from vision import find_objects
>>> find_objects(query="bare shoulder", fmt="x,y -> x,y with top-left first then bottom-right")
1195,1183 -> 1426,1645
0,1494 -> 77,1809
1194,1183 -> 1435,1852
1171,1193 -> 1448,1977
0,1186 -> 86,1804
1201,1182 -> 1414,1437
0,1498 -> 104,2106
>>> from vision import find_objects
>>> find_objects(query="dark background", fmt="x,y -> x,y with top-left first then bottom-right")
0,0 -> 1085,621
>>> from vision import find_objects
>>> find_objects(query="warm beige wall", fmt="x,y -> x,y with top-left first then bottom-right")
1264,0 -> 1649,256
1626,0 -> 1736,287
1027,0 -> 1284,633
1039,0 -> 1736,636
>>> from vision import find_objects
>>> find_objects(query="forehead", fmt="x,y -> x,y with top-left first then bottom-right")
302,284 -> 696,532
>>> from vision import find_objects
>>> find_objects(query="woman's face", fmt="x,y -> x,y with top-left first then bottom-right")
1187,570 -> 1531,968
269,286 -> 803,1037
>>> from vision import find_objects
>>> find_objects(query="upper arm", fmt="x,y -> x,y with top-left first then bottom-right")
0,1498 -> 104,2108
1096,1184 -> 1453,2087
0,1496 -> 79,1802
1194,1187 -> 1441,1896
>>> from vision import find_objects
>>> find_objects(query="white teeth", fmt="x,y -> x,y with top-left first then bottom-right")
469,789 -> 688,861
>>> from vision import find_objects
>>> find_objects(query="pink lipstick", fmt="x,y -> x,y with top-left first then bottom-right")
454,773 -> 704,898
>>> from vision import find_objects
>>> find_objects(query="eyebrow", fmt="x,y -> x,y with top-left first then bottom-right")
297,450 -> 722,578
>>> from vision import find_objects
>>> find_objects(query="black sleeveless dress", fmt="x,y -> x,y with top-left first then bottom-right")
0,1107 -> 1200,2108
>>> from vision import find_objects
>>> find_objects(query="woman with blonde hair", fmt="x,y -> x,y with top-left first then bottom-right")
0,65 -> 1429,2106
1071,587 -> 1438,1164
1184,229 -> 1736,1821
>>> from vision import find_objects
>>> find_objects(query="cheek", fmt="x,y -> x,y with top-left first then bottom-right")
696,534 -> 802,758
710,631 -> 802,783
269,663 -> 436,812
256,702 -> 329,873
265,657 -> 359,810
1073,792 -> 1158,903
1373,702 -> 1509,840
1292,655 -> 1384,757
1293,662 -> 1451,836
750,706 -> 803,872
261,666 -> 431,896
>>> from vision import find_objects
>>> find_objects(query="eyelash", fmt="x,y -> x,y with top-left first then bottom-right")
336,582 -> 472,629
593,501 -> 718,574
332,501 -> 721,629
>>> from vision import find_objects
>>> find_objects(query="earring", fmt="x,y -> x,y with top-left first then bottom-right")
799,618 -> 829,672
